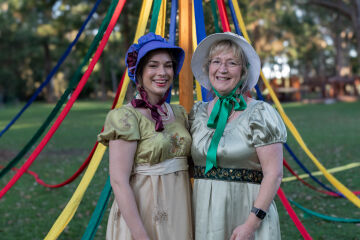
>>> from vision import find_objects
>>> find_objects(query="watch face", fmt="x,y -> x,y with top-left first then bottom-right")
252,207 -> 266,219
257,210 -> 266,219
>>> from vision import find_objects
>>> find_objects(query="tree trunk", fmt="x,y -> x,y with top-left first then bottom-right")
111,69 -> 118,94
308,0 -> 360,67
99,55 -> 107,100
43,41 -> 55,103
122,3 -> 131,52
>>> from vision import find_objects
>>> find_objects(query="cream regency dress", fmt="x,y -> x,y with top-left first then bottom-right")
97,104 -> 193,240
189,100 -> 287,240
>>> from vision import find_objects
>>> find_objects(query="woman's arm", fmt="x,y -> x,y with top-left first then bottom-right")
109,139 -> 150,240
230,143 -> 283,240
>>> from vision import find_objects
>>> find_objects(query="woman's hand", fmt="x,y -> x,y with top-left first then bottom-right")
230,223 -> 255,240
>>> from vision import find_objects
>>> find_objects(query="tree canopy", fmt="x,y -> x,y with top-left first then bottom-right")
0,0 -> 358,102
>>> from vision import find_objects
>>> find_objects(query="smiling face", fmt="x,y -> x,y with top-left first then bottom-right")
137,49 -> 174,103
208,51 -> 242,96
206,40 -> 248,96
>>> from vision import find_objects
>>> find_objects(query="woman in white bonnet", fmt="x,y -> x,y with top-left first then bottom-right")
190,32 -> 287,240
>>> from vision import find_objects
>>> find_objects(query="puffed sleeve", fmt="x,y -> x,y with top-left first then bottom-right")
97,107 -> 140,146
188,101 -> 202,128
175,104 -> 190,130
249,101 -> 287,147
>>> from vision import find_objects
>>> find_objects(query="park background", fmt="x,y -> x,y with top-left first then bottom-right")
0,0 -> 359,239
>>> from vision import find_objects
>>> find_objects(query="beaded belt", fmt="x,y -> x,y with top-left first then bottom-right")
193,166 -> 263,184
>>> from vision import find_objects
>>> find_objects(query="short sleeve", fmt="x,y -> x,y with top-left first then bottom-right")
174,104 -> 190,130
188,101 -> 202,128
97,107 -> 140,146
249,102 -> 287,147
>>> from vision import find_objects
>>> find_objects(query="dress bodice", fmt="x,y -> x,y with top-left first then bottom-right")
189,100 -> 287,171
98,104 -> 192,166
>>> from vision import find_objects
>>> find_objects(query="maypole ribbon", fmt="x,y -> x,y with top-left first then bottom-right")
282,159 -> 352,197
35,70 -> 124,188
210,0 -> 221,33
284,143 -> 342,194
0,0 -> 116,180
225,1 -> 311,238
216,0 -> 231,32
193,0 -> 212,102
0,0 -> 103,138
82,0 -> 164,240
231,0 -> 360,208
81,2 -> 166,237
44,144 -> 107,240
43,0 -> 131,238
228,0 -> 242,36
229,0 -> 360,199
155,0 -> 166,36
168,0 -> 178,45
0,0 -> 126,199
0,1 -> 117,180
81,178 -> 112,240
251,81 -> 339,194
277,188 -> 313,240
251,72 -> 345,196
115,0 -> 154,109
283,162 -> 360,182
192,0 -> 202,101
288,199 -> 360,223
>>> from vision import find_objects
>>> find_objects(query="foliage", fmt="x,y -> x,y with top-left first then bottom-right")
0,0 -> 359,102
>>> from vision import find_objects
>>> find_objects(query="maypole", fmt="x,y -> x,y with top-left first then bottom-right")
179,0 -> 194,112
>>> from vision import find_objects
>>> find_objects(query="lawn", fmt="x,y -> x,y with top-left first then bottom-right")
0,99 -> 359,239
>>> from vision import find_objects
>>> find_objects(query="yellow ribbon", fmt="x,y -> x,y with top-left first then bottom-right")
191,2 -> 203,101
231,0 -> 360,208
44,144 -> 107,240
116,0 -> 154,109
44,1 -> 157,239
155,0 -> 166,36
282,162 -> 360,182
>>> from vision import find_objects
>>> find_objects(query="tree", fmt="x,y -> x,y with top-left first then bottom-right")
308,0 -> 360,71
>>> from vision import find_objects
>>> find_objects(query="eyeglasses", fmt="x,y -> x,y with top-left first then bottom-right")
209,59 -> 241,69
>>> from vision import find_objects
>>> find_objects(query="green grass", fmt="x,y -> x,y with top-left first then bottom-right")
0,100 -> 359,239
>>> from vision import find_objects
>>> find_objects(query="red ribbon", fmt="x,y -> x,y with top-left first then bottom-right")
0,0 -> 127,199
277,188 -> 313,240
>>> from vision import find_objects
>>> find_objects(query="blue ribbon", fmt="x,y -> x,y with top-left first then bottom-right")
166,0 -> 178,103
0,0 -> 103,138
226,1 -> 344,197
228,0 -> 243,37
193,0 -> 213,102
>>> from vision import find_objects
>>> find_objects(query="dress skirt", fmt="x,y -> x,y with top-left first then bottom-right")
106,158 -> 193,240
193,179 -> 281,240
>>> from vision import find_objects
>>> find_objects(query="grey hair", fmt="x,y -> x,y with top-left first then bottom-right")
203,39 -> 249,95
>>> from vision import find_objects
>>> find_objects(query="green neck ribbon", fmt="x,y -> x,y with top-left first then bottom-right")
205,83 -> 247,173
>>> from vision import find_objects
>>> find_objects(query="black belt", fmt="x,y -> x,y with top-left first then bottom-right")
193,166 -> 263,184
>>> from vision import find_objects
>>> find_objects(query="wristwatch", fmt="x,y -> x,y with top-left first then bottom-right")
251,207 -> 267,220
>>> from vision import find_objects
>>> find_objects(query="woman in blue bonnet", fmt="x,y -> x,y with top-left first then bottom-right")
98,33 -> 193,240
190,32 -> 286,240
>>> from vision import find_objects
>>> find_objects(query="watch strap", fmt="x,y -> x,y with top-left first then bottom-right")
251,206 -> 267,220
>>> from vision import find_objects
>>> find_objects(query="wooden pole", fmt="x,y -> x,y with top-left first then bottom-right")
179,0 -> 194,112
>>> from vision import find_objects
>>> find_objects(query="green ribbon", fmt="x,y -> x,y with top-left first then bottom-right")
149,0 -> 162,33
82,177 -> 112,240
205,82 -> 247,173
0,0 -> 117,179
210,0 -> 221,33
289,198 -> 360,223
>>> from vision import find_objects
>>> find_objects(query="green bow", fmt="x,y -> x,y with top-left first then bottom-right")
205,82 -> 247,173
